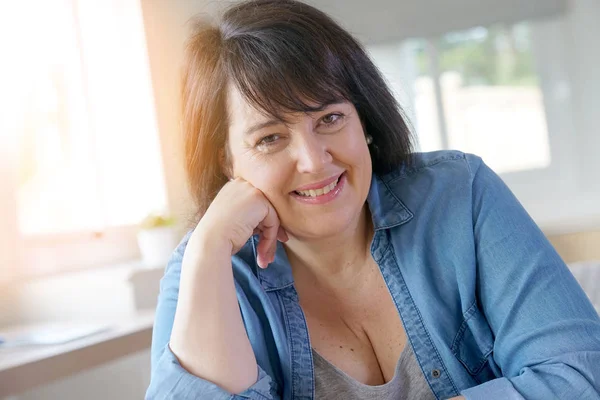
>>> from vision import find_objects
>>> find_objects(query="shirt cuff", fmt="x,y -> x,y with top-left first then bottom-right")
146,344 -> 274,400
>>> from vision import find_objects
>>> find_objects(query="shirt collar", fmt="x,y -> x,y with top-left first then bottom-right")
255,173 -> 414,290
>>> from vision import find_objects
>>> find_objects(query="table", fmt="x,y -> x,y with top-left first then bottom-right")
0,312 -> 154,398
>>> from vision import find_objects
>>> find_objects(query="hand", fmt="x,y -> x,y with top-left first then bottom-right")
447,396 -> 466,400
192,177 -> 288,268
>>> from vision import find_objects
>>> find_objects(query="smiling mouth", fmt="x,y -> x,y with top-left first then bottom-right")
293,175 -> 341,198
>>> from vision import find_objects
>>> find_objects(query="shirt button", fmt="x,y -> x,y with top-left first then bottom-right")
431,369 -> 441,378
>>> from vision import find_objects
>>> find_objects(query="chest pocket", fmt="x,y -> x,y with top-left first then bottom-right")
451,302 -> 495,379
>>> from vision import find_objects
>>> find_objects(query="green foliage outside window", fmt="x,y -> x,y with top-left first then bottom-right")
415,23 -> 539,87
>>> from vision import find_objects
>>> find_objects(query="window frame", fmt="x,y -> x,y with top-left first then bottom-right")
1,140 -> 143,284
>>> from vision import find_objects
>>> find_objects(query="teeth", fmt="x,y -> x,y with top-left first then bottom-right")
296,178 -> 339,197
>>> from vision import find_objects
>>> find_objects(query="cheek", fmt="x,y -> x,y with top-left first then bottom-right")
260,168 -> 291,198
234,153 -> 291,197
335,127 -> 371,167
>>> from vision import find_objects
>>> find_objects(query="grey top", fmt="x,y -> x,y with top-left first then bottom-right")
312,343 -> 436,400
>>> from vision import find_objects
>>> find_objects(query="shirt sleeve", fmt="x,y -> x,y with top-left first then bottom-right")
460,154 -> 600,400
145,232 -> 277,400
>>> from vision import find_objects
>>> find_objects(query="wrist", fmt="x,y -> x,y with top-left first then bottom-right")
185,225 -> 233,264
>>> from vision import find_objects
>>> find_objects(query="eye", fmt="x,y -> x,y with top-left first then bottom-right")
321,113 -> 343,126
256,134 -> 281,147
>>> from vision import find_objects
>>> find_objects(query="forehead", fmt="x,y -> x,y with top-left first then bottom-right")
227,84 -> 267,130
226,84 -> 307,139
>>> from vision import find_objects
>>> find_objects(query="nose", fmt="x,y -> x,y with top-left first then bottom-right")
294,132 -> 332,174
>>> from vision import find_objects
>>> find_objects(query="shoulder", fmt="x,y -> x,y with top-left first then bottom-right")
380,150 -> 483,184
370,151 -> 489,218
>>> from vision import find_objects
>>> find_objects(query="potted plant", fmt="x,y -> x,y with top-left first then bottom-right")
137,213 -> 179,268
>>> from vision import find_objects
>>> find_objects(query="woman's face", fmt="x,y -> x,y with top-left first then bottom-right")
226,86 -> 373,240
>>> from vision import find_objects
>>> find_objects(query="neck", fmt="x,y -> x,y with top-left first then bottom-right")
284,204 -> 375,291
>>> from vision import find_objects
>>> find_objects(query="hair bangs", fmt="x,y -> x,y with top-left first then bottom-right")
223,30 -> 352,121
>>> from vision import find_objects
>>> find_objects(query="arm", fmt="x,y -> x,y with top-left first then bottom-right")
169,230 -> 260,392
146,232 -> 275,400
147,180 -> 284,399
460,155 -> 600,400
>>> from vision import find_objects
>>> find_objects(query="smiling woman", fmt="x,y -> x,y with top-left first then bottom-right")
147,1 -> 600,399
226,90 -> 373,241
180,1 -> 412,223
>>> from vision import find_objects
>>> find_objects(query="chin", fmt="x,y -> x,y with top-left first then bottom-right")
285,206 -> 361,240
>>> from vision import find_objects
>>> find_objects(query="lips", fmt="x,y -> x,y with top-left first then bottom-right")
292,173 -> 343,193
290,172 -> 346,204
294,176 -> 340,197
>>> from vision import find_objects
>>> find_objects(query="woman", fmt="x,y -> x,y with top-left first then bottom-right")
147,1 -> 600,399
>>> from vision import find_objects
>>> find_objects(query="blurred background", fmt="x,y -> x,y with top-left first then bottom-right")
0,0 -> 598,399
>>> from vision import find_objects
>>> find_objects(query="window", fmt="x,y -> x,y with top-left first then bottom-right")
367,13 -> 594,230
412,24 -> 552,174
370,21 -> 556,174
1,0 -> 167,281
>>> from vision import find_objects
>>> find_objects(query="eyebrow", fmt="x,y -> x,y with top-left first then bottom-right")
245,119 -> 284,136
244,101 -> 347,136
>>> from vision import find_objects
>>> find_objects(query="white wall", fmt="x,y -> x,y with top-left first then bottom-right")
139,0 -> 206,233
308,0 -> 567,44
568,0 -> 600,211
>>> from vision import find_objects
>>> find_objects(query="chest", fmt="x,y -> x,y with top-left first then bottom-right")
297,268 -> 407,386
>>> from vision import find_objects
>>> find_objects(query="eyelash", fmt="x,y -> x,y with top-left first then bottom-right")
255,112 -> 345,148
256,134 -> 281,147
320,112 -> 344,127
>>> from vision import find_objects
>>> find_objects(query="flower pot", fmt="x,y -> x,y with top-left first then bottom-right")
137,227 -> 178,268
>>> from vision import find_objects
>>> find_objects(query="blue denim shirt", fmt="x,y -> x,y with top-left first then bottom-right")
147,151 -> 600,400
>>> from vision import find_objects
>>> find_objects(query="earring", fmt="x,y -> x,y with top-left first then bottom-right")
366,135 -> 373,145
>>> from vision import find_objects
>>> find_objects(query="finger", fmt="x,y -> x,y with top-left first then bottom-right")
256,238 -> 268,269
256,228 -> 277,268
256,230 -> 277,268
261,203 -> 280,256
277,226 -> 289,242
255,226 -> 269,268
256,203 -> 280,268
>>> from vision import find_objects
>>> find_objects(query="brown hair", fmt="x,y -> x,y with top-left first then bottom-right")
182,0 -> 413,221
